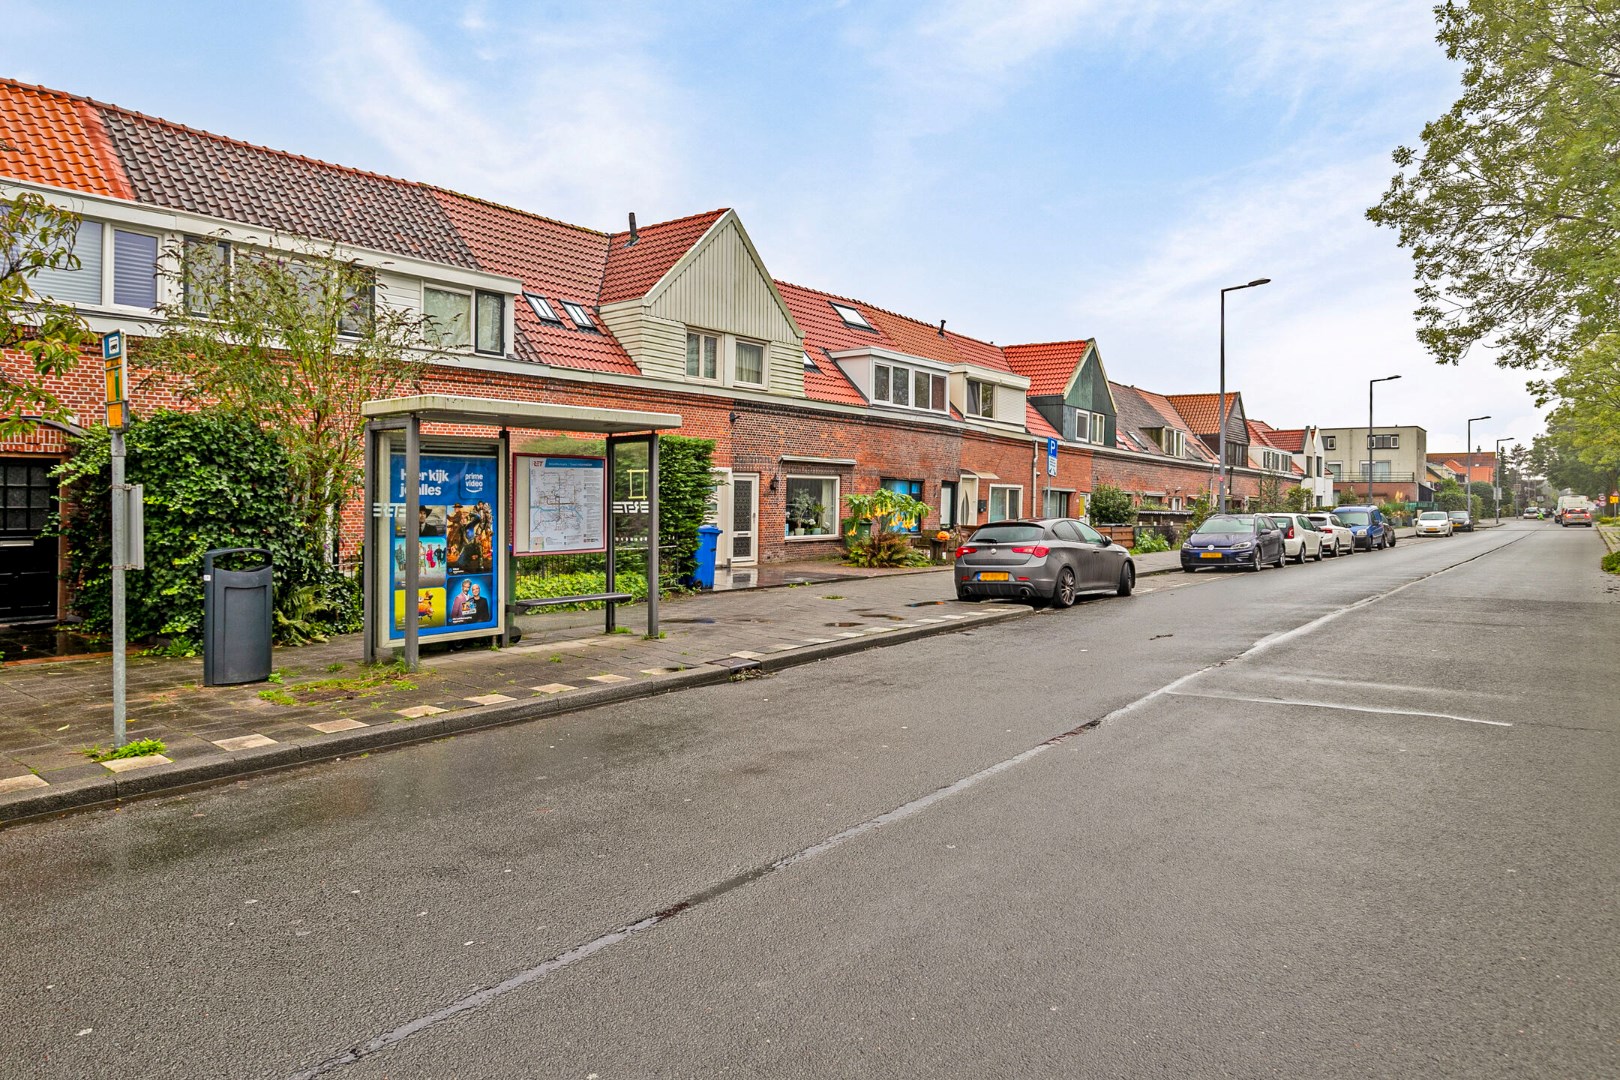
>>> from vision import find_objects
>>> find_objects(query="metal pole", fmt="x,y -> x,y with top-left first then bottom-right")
604,437 -> 617,635
1218,289 -> 1227,513
647,433 -> 660,640
1367,380 -> 1374,508
362,424 -> 376,666
111,428 -> 127,747
499,427 -> 512,648
404,414 -> 420,672
1466,419 -> 1472,515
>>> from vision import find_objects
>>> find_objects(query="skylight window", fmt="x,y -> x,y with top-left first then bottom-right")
526,293 -> 561,324
829,301 -> 873,331
802,350 -> 817,371
561,301 -> 598,332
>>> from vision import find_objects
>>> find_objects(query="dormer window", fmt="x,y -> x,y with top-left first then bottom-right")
561,301 -> 598,332
1153,427 -> 1186,457
526,294 -> 562,324
872,361 -> 946,413
829,301 -> 874,331
1091,412 -> 1106,445
966,379 -> 995,419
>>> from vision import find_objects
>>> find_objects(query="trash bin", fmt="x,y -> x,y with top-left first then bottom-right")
203,547 -> 273,686
694,524 -> 722,589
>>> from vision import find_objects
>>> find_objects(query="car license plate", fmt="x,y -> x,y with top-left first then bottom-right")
977,571 -> 1010,581
1200,552 -> 1222,559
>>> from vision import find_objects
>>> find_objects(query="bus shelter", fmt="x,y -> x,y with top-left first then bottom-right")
361,395 -> 682,670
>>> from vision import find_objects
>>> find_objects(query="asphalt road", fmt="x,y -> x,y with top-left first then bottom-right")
3,520 -> 1615,1079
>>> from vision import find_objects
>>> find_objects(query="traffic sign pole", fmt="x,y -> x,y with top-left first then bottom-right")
104,331 -> 129,747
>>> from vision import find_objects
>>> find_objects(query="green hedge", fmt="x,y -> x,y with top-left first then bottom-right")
1602,551 -> 1620,575
52,409 -> 359,649
514,570 -> 649,610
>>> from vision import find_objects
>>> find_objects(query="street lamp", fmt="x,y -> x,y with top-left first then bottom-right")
1367,375 -> 1402,507
1218,277 -> 1271,512
1494,436 -> 1514,522
1465,414 -> 1491,517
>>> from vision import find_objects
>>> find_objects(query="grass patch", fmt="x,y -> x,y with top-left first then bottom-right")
82,737 -> 167,762
256,666 -> 421,706
820,595 -> 845,601
607,626 -> 632,635
258,689 -> 298,706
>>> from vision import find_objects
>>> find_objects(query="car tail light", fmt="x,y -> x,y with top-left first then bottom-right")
954,545 -> 976,558
1010,545 -> 1049,557
1285,526 -> 1295,538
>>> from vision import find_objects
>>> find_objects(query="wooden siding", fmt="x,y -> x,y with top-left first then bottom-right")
649,218 -> 798,345
768,340 -> 805,396
377,270 -> 420,314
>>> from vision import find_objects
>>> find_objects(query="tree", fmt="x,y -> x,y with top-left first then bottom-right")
1434,478 -> 1469,512
0,192 -> 95,437
1088,484 -> 1138,525
1367,3 -> 1620,372
1254,475 -> 1287,512
140,239 -> 430,565
1532,335 -> 1620,479
1283,485 -> 1313,513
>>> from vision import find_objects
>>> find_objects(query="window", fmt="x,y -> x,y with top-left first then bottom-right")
1092,412 -> 1107,445
872,361 -> 946,413
1327,461 -> 1343,478
526,294 -> 562,324
882,479 -> 924,533
785,476 -> 838,538
1042,489 -> 1070,517
1075,520 -> 1107,546
182,236 -> 231,315
1369,434 -> 1399,449
829,301 -> 873,330
803,350 -> 817,371
1156,428 -> 1185,457
1262,449 -> 1289,472
26,220 -> 103,307
987,484 -> 1021,521
1073,411 -> 1090,443
685,332 -> 719,380
561,301 -> 597,331
111,229 -> 158,308
475,291 -> 505,354
424,286 -> 472,349
338,270 -> 375,337
1322,435 -> 1337,450
1226,444 -> 1247,467
735,339 -> 766,386
966,379 -> 995,419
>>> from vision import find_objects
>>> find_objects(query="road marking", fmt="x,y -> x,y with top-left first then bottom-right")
284,530 -> 1533,1080
1164,690 -> 1512,727
1259,672 -> 1511,700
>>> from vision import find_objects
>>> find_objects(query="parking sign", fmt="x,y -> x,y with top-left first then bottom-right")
1046,437 -> 1058,477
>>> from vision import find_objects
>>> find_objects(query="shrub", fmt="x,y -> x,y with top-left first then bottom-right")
1089,485 -> 1138,525
52,409 -> 359,649
1130,532 -> 1173,555
1602,551 -> 1620,575
842,488 -> 933,567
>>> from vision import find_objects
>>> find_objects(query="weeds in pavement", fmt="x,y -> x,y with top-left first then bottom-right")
82,738 -> 167,762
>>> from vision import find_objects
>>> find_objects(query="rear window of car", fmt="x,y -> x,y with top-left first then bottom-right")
1194,516 -> 1255,535
968,524 -> 1045,543
1448,511 -> 1469,519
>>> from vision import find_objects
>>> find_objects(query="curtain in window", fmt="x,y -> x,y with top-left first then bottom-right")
475,292 -> 504,353
424,287 -> 471,348
736,340 -> 764,384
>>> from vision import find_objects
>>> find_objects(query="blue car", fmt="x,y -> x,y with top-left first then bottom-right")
1331,505 -> 1396,550
1180,514 -> 1287,572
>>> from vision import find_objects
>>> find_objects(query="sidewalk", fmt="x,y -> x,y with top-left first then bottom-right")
0,565 -> 1050,822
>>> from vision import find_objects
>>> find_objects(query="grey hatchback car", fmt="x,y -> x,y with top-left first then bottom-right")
954,518 -> 1136,607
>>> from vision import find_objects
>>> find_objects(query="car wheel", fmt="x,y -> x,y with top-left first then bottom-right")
1275,546 -> 1287,568
1249,554 -> 1264,572
1116,562 -> 1135,597
1182,566 -> 1197,573
1052,567 -> 1077,609
1292,545 -> 1305,564
1388,533 -> 1397,547
1313,543 -> 1323,562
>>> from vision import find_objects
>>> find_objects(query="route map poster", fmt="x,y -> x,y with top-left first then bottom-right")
512,455 -> 606,556
386,452 -> 501,642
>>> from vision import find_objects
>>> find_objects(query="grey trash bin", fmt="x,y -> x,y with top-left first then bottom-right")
203,547 -> 274,686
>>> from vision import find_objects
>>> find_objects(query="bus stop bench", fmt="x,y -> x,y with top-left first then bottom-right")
510,592 -> 634,613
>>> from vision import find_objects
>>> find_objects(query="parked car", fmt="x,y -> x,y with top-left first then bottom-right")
1448,510 -> 1474,532
1180,514 -> 1286,572
1332,505 -> 1396,550
1306,512 -> 1356,557
1267,513 -> 1324,563
1521,508 -> 1540,519
954,518 -> 1135,607
1416,510 -> 1454,537
1560,505 -> 1594,527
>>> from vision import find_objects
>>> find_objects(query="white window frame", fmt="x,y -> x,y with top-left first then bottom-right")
829,301 -> 874,330
1073,410 -> 1090,443
784,474 -> 839,539
966,379 -> 995,419
1369,434 -> 1399,450
1323,435 -> 1337,450
872,361 -> 947,414
105,225 -> 162,312
733,337 -> 768,389
1091,412 -> 1107,445
987,484 -> 1022,521
685,330 -> 720,383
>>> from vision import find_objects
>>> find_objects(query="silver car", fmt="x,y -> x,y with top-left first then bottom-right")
954,518 -> 1136,607
1306,512 -> 1355,557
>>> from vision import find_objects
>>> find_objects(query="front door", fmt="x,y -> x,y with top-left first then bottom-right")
0,457 -> 59,623
730,473 -> 758,565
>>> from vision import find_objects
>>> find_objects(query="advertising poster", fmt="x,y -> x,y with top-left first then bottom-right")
387,452 -> 500,642
512,455 -> 606,556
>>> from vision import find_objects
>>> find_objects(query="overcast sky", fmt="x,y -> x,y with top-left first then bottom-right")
3,0 -> 1543,452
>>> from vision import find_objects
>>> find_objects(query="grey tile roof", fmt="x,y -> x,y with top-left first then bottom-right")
97,107 -> 479,269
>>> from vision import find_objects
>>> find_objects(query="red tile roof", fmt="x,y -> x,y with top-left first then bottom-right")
0,80 -> 131,198
1266,427 -> 1307,452
1245,420 -> 1281,449
432,190 -> 637,375
599,209 -> 727,305
1127,384 -> 1219,463
1002,340 -> 1091,397
1025,403 -> 1060,440
1165,392 -> 1239,436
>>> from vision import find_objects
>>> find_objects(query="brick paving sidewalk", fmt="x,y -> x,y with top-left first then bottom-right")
0,566 -> 1038,821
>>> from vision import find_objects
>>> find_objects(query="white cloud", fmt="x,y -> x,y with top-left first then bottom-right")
303,0 -> 691,227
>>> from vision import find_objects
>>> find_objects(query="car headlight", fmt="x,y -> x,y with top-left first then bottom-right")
1232,541 -> 1252,550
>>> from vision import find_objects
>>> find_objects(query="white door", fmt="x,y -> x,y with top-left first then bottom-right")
730,473 -> 759,565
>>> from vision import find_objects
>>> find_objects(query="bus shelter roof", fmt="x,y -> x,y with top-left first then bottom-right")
362,395 -> 681,434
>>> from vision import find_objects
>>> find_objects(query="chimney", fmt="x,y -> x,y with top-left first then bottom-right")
937,319 -> 947,337
626,212 -> 638,247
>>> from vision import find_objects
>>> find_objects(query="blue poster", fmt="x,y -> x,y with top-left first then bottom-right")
387,453 -> 500,642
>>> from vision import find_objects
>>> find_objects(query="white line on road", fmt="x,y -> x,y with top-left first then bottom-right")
1164,690 -> 1512,727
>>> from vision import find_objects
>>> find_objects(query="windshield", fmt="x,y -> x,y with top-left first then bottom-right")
1449,511 -> 1469,519
969,524 -> 1044,544
1419,512 -> 1448,521
1336,510 -> 1371,525
1194,516 -> 1254,535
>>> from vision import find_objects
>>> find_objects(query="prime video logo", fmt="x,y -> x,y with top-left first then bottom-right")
465,473 -> 485,494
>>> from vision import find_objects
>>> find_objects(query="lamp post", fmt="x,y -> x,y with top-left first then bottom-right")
1494,436 -> 1513,523
1367,375 -> 1402,507
1218,277 -> 1271,512
1465,414 -> 1491,518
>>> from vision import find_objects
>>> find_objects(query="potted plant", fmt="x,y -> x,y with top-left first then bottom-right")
788,490 -> 821,536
